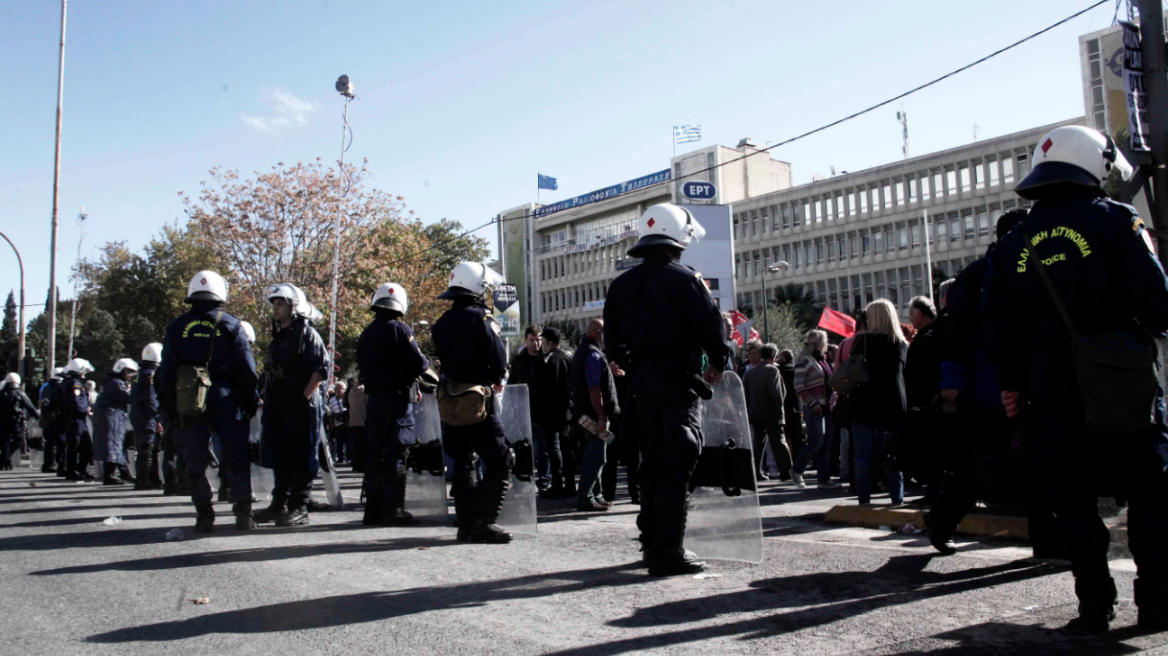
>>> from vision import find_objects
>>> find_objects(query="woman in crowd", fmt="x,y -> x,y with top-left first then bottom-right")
849,299 -> 908,506
789,329 -> 839,489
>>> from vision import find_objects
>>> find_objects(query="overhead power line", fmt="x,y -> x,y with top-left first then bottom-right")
385,0 -> 1109,270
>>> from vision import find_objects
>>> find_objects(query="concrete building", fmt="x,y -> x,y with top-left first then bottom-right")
729,117 -> 1085,318
498,141 -> 792,333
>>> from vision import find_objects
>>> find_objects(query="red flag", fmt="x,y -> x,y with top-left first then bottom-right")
818,307 -> 856,338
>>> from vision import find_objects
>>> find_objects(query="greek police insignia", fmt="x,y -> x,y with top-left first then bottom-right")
694,271 -> 711,294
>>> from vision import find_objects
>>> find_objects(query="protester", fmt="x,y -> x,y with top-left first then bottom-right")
535,327 -> 574,499
789,329 -> 838,489
848,299 -> 907,506
775,349 -> 802,480
832,311 -> 867,486
743,343 -> 789,481
326,381 -> 348,464
573,319 -> 619,511
902,295 -> 946,506
346,377 -> 367,473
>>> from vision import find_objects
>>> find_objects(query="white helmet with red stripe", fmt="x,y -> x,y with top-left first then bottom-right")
371,282 -> 409,314
185,271 -> 229,303
628,203 -> 706,257
1016,125 -> 1134,199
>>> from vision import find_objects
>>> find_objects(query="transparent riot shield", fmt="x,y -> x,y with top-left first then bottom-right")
316,402 -> 344,510
405,392 -> 449,524
495,384 -> 537,535
248,411 -> 275,502
683,371 -> 764,564
29,425 -> 43,470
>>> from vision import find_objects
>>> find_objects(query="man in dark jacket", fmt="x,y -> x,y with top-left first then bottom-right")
535,327 -> 574,499
743,344 -> 788,481
573,319 -> 619,511
904,295 -> 945,506
509,325 -> 548,489
777,350 -> 803,475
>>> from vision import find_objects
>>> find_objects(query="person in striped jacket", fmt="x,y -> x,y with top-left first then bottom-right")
788,329 -> 840,489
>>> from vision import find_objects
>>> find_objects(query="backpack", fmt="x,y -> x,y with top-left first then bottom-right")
175,311 -> 222,418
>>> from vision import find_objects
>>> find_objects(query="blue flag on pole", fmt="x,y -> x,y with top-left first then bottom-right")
538,173 -> 559,191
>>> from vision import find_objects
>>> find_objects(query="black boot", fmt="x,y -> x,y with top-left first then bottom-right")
254,499 -> 285,524
195,502 -> 215,534
539,475 -> 565,500
1135,578 -> 1168,632
233,502 -> 256,531
162,482 -> 178,496
924,513 -> 957,556
362,496 -> 383,526
1067,576 -> 1118,633
103,463 -> 125,486
217,484 -> 231,503
118,464 -> 135,484
454,495 -> 475,541
469,474 -> 513,544
645,544 -> 706,577
276,504 -> 309,527
384,475 -> 418,526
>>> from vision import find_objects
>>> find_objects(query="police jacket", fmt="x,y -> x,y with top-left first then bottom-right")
432,298 -> 507,386
603,253 -> 731,376
533,347 -> 573,428
56,374 -> 90,425
266,317 -> 329,397
940,252 -> 1004,410
1,387 -> 39,432
356,312 -> 429,396
39,380 -> 60,430
130,362 -> 161,433
571,336 -> 619,423
158,302 -> 259,418
982,188 -> 1168,392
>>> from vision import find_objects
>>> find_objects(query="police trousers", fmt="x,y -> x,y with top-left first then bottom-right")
64,418 -> 93,476
443,414 -> 510,504
628,385 -> 703,551
363,391 -> 415,508
266,390 -> 318,509
176,385 -> 251,505
134,429 -> 162,484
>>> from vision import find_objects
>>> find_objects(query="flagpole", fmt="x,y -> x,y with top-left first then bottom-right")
672,126 -> 676,159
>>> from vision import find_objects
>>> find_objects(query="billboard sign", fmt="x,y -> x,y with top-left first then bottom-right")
682,181 -> 717,201
535,169 -> 672,219
492,284 -> 521,337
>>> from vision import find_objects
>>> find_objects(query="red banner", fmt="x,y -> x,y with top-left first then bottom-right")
817,307 -> 856,339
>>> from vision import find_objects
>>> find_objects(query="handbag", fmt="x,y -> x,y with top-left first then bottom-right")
829,334 -> 869,394
175,311 -> 222,418
436,379 -> 492,427
1023,224 -> 1158,435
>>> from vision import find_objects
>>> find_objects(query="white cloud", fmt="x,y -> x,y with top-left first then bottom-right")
241,87 -> 320,132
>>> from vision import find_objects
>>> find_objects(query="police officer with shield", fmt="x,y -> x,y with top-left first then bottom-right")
604,203 -> 732,576
254,283 -> 329,528
357,282 -> 429,526
432,262 -> 513,544
57,358 -> 96,481
982,125 -> 1168,632
158,271 -> 259,532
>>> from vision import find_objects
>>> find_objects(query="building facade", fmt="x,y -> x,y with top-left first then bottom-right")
730,117 -> 1085,317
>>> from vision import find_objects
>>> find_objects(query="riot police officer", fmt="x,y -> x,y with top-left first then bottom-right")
38,368 -> 65,474
57,358 -> 96,481
604,203 -> 732,576
158,271 -> 259,533
131,343 -> 164,490
431,262 -> 513,544
94,358 -> 138,485
254,283 -> 329,528
357,282 -> 429,526
982,125 -> 1168,632
1,373 -> 39,469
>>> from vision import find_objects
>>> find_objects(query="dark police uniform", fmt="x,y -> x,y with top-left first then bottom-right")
982,188 -> 1168,617
356,313 -> 429,521
603,253 -> 731,563
39,379 -> 63,473
431,296 -> 510,539
260,316 -> 329,514
93,374 -> 132,470
1,386 -> 39,469
130,361 -> 163,487
158,303 -> 259,506
56,373 -> 93,480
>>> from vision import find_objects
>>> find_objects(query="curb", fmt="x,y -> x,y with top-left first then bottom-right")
824,504 -> 1030,540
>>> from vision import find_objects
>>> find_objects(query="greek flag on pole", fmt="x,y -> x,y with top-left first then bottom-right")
674,125 -> 702,145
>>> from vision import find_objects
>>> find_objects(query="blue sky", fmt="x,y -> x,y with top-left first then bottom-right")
1,0 -> 1117,316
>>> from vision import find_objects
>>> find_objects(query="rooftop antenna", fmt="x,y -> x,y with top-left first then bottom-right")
972,120 -> 981,142
67,206 -> 87,359
896,107 -> 909,159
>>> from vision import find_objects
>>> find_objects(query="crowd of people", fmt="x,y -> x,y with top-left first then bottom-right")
1,124 -> 1168,631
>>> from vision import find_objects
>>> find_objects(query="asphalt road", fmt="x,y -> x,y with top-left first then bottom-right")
1,466 -> 1165,655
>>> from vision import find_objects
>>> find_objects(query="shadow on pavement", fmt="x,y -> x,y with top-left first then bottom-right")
867,617 -> 1163,655
86,561 -> 645,643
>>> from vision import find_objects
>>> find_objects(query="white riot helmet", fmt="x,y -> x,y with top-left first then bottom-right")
186,271 -> 229,303
1016,125 -> 1134,200
371,283 -> 409,314
628,203 -> 706,257
50,367 -> 65,381
439,262 -> 505,300
113,358 -> 139,374
3,372 -> 19,388
141,343 -> 163,364
66,358 -> 95,376
266,283 -> 313,319
240,321 -> 256,344
306,303 -> 325,326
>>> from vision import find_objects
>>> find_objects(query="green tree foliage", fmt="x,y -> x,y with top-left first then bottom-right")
757,304 -> 805,355
1,291 -> 16,373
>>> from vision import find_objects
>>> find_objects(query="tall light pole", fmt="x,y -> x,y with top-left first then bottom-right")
327,75 -> 354,387
67,206 -> 87,359
0,231 -> 26,382
46,0 -> 68,377
761,261 -> 790,342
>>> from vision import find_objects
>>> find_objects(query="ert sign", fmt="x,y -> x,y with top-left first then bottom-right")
681,181 -> 717,201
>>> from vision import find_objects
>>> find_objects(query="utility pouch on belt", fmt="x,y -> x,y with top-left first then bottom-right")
175,311 -> 222,418
436,379 -> 492,426
1024,225 -> 1158,435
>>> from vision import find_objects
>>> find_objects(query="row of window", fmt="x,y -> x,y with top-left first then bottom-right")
539,280 -> 609,315
731,149 -> 1033,240
539,240 -> 629,282
737,257 -> 977,315
733,201 -> 1022,279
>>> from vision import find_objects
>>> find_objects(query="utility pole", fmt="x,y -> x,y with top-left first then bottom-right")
896,108 -> 909,159
1138,0 -> 1168,271
328,75 -> 354,388
47,0 -> 68,377
0,231 -> 26,383
67,206 -> 87,359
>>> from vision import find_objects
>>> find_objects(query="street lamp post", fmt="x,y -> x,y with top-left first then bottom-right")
761,261 -> 790,342
0,231 -> 26,383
